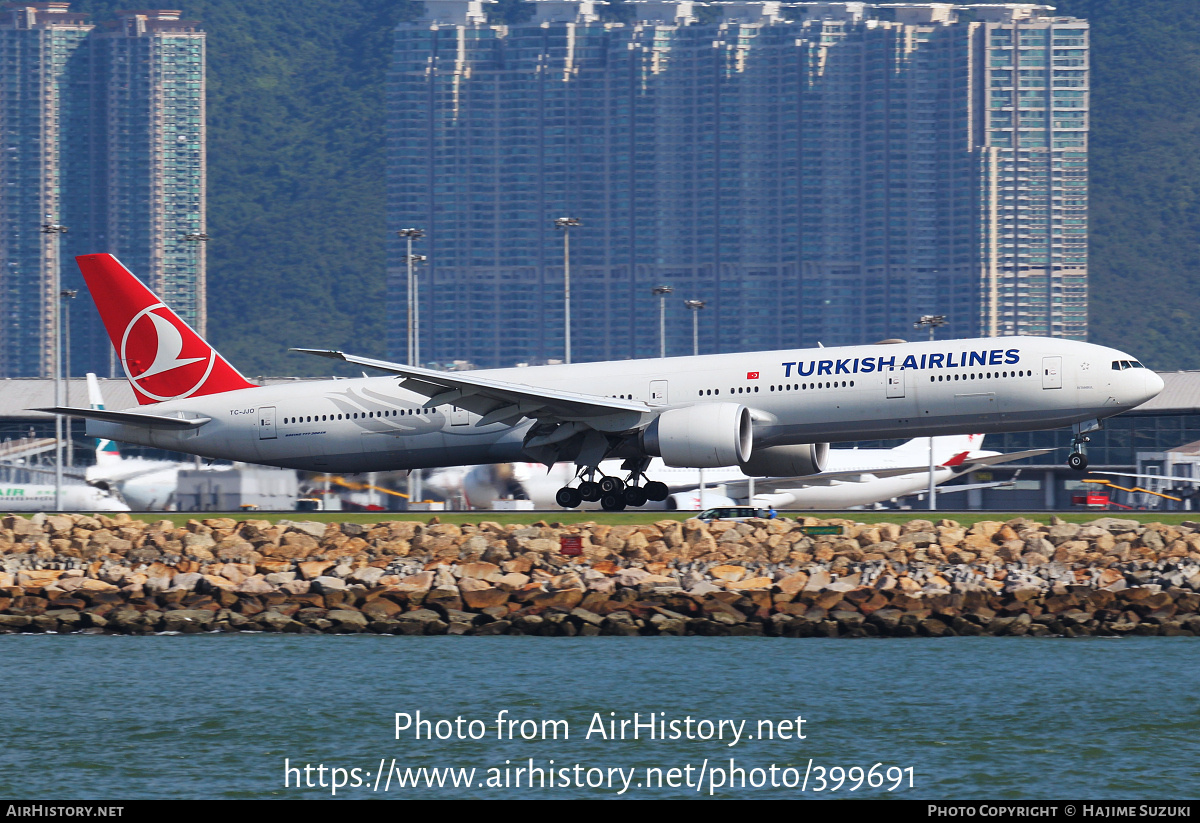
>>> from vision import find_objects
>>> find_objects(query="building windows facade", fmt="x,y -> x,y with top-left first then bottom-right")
0,4 -> 206,378
388,1 -> 1087,368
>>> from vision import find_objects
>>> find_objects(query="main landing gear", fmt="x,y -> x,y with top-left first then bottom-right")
554,459 -> 669,511
1068,419 -> 1100,472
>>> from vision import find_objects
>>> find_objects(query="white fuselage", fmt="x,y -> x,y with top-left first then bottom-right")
0,484 -> 130,512
752,467 -> 966,510
86,337 -> 1161,475
87,457 -> 193,511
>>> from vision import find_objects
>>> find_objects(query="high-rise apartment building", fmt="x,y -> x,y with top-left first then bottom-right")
94,10 -> 207,335
0,2 -> 92,378
0,4 -> 205,379
388,1 -> 1087,368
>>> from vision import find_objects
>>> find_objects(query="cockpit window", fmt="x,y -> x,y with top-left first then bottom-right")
1132,361 -> 1145,368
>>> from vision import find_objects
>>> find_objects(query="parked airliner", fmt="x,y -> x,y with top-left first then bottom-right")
38,254 -> 1163,511
0,483 -> 130,512
83,373 -> 204,510
456,435 -> 1047,510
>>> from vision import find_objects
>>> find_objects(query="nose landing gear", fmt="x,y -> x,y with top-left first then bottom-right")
1068,419 -> 1099,472
1067,448 -> 1088,472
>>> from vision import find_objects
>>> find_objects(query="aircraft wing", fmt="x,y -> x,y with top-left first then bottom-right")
1091,471 -> 1200,486
292,349 -> 652,430
940,447 -> 1055,473
924,479 -> 1018,494
31,407 -> 211,430
88,460 -> 183,485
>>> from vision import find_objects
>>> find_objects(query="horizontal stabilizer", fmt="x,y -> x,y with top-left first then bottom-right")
32,407 -> 211,430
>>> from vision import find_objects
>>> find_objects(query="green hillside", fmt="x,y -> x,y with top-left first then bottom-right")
69,0 -> 1200,374
1057,0 -> 1200,372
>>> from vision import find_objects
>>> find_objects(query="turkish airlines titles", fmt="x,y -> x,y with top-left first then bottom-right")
781,348 -> 1023,379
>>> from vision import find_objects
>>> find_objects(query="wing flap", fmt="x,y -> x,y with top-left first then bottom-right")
293,348 -> 651,426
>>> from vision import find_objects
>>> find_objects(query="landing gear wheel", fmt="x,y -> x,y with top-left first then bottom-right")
600,493 -> 627,511
1068,452 -> 1089,471
555,487 -> 582,508
599,476 -> 625,495
643,481 -> 668,502
623,487 -> 649,507
578,481 -> 601,502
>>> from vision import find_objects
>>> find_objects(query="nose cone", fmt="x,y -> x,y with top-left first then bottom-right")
1143,368 -> 1166,406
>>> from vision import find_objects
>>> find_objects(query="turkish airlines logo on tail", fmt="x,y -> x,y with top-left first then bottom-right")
120,303 -> 215,402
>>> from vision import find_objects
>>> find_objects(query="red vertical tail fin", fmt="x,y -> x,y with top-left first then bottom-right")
76,253 -> 257,405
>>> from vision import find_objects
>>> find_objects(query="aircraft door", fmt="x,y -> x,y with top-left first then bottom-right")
1042,356 -> 1062,389
886,368 -> 905,399
258,406 -> 277,440
450,405 -> 470,426
649,380 -> 668,405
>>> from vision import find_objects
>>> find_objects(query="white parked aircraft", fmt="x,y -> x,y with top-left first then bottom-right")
455,434 -> 1048,510
38,254 -> 1162,511
0,478 -> 129,512
83,372 -> 196,510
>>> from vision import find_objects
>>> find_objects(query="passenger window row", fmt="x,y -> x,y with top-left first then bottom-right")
284,409 -> 423,424
929,370 -> 1029,383
696,381 -> 855,397
770,381 -> 853,391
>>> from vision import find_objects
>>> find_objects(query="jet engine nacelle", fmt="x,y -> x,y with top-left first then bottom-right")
739,442 -> 829,477
642,403 -> 752,468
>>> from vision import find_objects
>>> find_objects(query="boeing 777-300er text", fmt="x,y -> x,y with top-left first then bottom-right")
37,254 -> 1164,511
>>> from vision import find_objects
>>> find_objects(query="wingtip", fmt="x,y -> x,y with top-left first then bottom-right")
290,348 -> 345,359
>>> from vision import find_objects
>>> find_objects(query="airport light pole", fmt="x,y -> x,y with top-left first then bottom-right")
686,299 -> 707,506
61,289 -> 77,470
398,229 -> 426,509
652,286 -> 673,358
43,218 -> 68,511
554,217 -> 581,364
397,228 -> 425,367
407,257 -> 427,505
409,254 -> 427,368
913,314 -> 947,510
913,314 -> 946,342
183,232 -> 209,338
685,299 -> 705,356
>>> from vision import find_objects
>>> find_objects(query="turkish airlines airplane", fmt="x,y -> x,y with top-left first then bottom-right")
453,434 -> 1048,510
38,254 -> 1163,511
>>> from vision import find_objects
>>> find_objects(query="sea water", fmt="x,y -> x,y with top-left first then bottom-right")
1,635 -> 1196,799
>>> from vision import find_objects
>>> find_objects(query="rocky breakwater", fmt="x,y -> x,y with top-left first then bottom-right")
2,513 -> 1200,637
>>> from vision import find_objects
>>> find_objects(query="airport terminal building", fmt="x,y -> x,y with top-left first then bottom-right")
388,1 -> 1089,369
